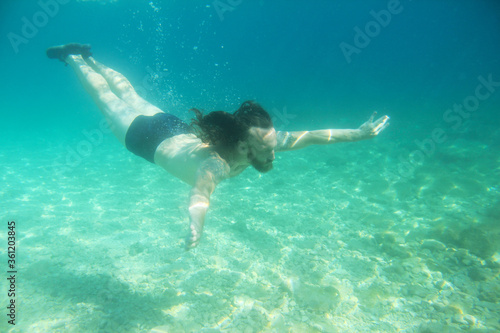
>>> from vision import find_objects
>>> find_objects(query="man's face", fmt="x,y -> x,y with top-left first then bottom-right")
247,127 -> 277,173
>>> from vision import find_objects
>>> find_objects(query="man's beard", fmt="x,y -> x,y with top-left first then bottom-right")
250,157 -> 273,173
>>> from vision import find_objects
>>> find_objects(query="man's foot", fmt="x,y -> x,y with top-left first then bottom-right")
46,43 -> 92,63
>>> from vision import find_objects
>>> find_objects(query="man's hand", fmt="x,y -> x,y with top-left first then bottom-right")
185,192 -> 210,251
357,112 -> 390,140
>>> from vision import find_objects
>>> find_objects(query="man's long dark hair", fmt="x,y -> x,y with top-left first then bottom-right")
191,101 -> 273,150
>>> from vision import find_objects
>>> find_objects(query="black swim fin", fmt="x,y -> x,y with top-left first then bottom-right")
46,43 -> 92,63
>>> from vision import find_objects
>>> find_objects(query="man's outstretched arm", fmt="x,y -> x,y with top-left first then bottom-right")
276,112 -> 389,152
185,156 -> 229,250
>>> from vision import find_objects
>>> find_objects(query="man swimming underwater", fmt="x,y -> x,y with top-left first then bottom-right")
47,43 -> 390,250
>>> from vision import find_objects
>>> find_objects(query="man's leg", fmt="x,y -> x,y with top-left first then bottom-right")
84,57 -> 164,117
65,54 -> 140,146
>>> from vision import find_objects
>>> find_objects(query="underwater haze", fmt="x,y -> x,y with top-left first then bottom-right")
1,0 -> 500,332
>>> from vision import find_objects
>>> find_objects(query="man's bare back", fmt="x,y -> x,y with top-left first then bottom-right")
154,134 -> 215,186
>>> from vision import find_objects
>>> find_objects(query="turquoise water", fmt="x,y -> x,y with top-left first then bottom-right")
1,0 -> 500,332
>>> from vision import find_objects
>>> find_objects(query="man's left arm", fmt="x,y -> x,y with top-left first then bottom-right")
276,112 -> 389,152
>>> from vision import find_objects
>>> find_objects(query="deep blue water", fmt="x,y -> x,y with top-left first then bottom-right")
1,1 -> 499,332
2,0 -> 500,128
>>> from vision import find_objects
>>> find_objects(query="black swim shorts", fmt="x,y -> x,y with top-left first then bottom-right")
125,113 -> 191,163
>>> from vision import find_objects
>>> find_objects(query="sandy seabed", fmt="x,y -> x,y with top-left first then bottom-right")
1,125 -> 499,333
